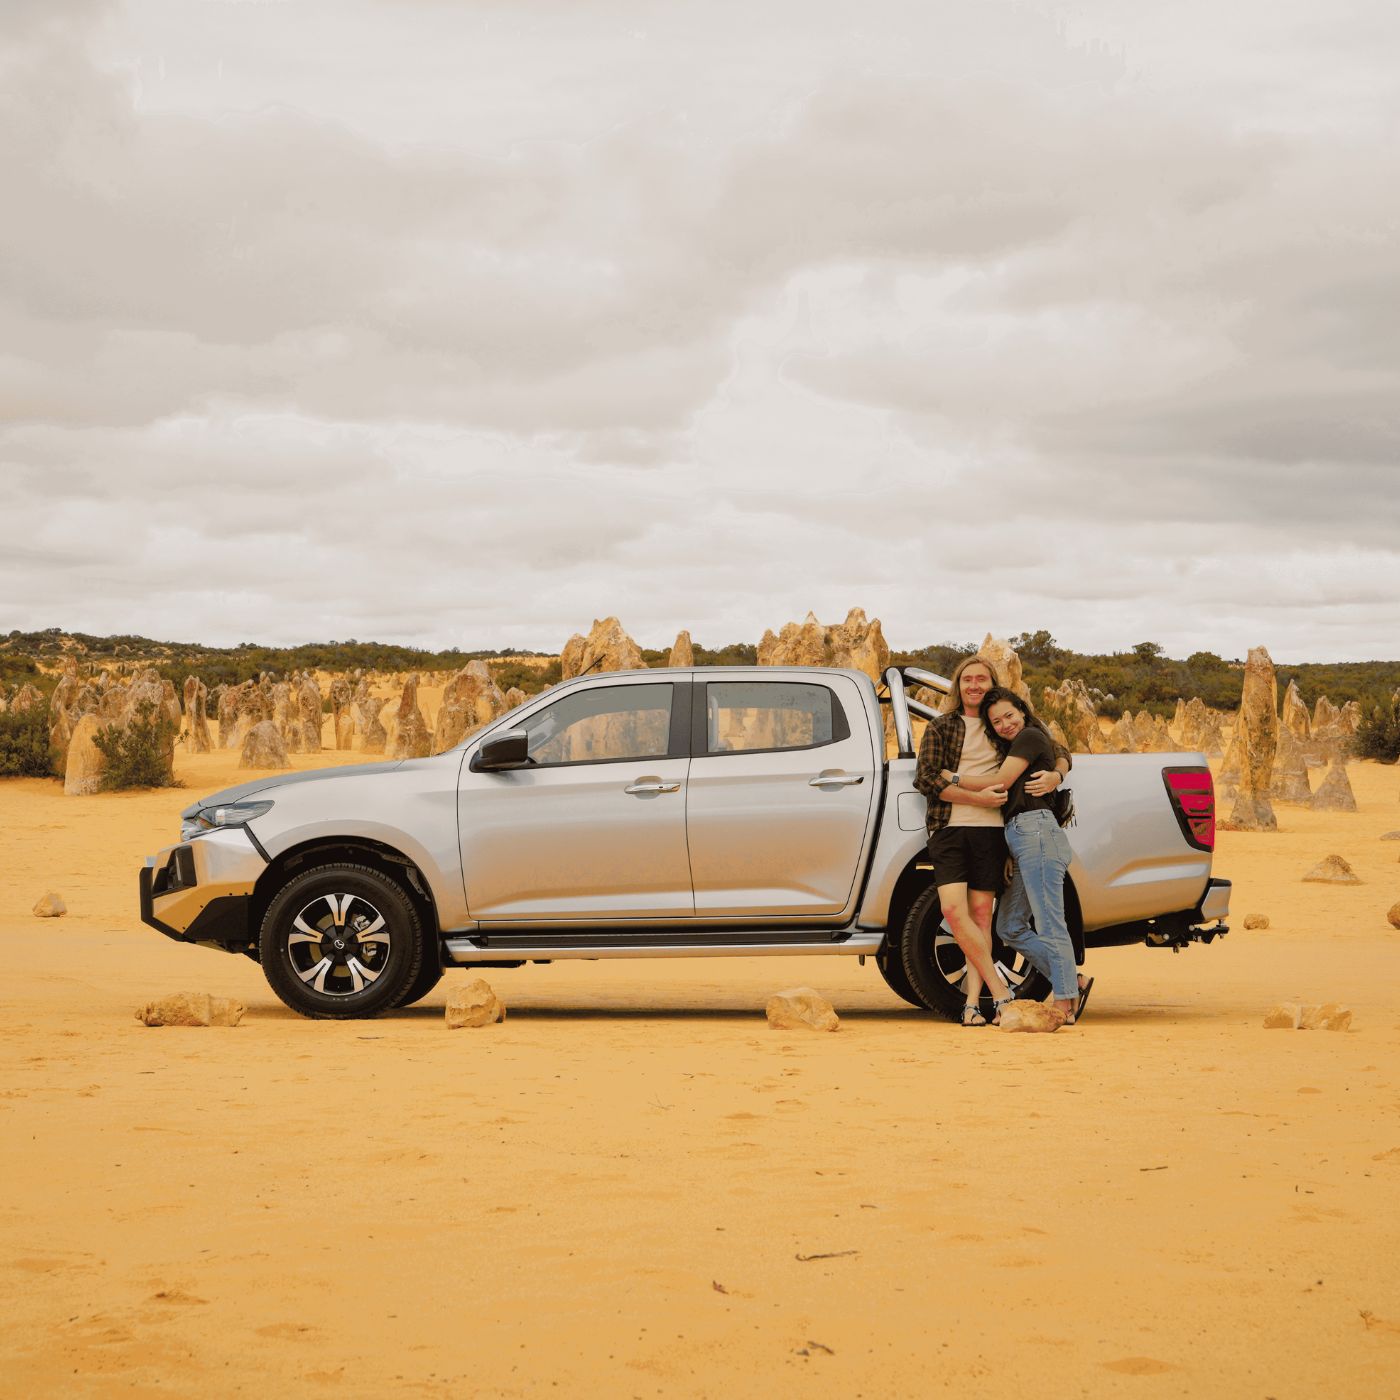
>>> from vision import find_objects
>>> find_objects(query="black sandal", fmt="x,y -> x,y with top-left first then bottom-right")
960,1004 -> 987,1027
1075,976 -> 1095,1021
991,993 -> 1016,1025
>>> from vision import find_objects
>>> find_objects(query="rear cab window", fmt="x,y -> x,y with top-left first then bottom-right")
699,680 -> 850,756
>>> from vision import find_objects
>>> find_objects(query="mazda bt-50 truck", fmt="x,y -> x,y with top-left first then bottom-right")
138,666 -> 1230,1020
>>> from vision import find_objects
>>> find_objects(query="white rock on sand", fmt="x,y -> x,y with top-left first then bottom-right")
1301,1003 -> 1353,1031
445,978 -> 505,1028
998,1001 -> 1068,1033
1302,855 -> 1362,885
1263,1002 -> 1352,1031
32,892 -> 67,918
136,992 -> 246,1027
765,987 -> 839,1031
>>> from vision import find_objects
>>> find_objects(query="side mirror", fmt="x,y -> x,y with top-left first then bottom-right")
469,728 -> 530,772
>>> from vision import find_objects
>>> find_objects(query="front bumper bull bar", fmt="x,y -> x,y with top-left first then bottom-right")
139,827 -> 268,953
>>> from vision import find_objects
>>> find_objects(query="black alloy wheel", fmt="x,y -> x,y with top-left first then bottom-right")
899,883 -> 1052,1021
259,863 -> 423,1019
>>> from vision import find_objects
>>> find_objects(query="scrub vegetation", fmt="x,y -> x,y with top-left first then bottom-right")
0,707 -> 53,777
1353,696 -> 1400,764
92,701 -> 181,791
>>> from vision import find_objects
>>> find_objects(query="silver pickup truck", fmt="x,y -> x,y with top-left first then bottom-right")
139,666 -> 1231,1020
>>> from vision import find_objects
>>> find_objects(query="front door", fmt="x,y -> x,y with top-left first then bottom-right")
460,679 -> 694,921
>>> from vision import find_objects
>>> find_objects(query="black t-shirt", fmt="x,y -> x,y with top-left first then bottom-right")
1002,727 -> 1056,822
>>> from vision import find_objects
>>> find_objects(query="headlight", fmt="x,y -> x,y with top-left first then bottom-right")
181,800 -> 275,842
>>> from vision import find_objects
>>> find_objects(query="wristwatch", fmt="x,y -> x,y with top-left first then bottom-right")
948,772 -> 960,785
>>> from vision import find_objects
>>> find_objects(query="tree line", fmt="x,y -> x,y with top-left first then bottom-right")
6,626 -> 1399,719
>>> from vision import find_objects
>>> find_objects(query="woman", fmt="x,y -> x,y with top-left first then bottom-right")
916,658 -> 1069,1026
941,686 -> 1092,1025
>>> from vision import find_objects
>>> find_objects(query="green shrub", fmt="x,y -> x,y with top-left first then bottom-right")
1353,698 -> 1400,764
92,701 -> 180,790
490,658 -> 562,695
0,706 -> 55,777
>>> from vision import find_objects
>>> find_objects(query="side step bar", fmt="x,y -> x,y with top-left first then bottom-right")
444,930 -> 886,963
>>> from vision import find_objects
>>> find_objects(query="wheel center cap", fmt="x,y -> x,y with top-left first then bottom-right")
333,937 -> 346,950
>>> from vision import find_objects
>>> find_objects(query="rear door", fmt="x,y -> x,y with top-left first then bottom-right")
461,678 -> 694,921
684,672 -> 878,918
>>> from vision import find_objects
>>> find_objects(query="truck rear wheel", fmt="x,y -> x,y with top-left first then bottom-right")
259,863 -> 423,1019
899,884 -> 1051,1021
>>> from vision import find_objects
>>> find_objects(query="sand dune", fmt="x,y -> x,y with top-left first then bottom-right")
2,747 -> 1399,1395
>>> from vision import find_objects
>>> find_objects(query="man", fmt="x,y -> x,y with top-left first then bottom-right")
913,655 -> 1070,1024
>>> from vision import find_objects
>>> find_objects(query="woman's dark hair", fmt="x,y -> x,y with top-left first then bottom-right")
978,685 -> 1053,753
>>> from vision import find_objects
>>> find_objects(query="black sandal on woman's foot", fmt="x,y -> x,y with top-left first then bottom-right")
961,1004 -> 987,1027
991,994 -> 1016,1026
1075,976 -> 1095,1021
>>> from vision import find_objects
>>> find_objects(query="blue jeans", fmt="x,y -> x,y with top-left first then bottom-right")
1000,809 -> 1078,1001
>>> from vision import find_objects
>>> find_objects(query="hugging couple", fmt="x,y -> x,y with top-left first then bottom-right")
913,655 -> 1093,1027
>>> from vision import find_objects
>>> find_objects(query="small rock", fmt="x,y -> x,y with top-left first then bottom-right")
33,891 -> 67,918
1302,855 -> 1361,885
1379,831 -> 1400,841
1263,1002 -> 1304,1029
137,992 -> 246,1027
998,1001 -> 1067,1033
445,978 -> 505,1028
1243,913 -> 1269,930
1388,902 -> 1400,930
1300,1003 -> 1352,1032
765,987 -> 839,1032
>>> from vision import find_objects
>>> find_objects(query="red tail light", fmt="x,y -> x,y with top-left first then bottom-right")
1163,766 -> 1215,851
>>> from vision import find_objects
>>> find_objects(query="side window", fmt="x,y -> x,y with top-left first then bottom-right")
705,682 -> 849,755
521,683 -> 674,766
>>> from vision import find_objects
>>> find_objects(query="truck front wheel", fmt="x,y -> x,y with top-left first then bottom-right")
899,884 -> 1050,1021
391,955 -> 445,1009
259,863 -> 424,1019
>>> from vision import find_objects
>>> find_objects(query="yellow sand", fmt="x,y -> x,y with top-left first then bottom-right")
3,743 -> 1399,1396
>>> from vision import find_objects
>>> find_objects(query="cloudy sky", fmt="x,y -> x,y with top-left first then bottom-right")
3,0 -> 1397,662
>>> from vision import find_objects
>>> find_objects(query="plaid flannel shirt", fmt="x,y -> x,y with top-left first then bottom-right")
914,711 -> 1072,834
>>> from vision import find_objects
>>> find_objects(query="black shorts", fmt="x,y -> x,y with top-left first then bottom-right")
927,826 -> 1007,894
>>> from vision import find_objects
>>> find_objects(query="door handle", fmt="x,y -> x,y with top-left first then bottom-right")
809,772 -> 865,787
625,780 -> 681,794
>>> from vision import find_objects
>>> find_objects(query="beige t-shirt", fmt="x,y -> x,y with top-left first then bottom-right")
947,715 -> 1005,828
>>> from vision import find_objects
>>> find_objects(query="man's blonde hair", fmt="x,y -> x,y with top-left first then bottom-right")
940,654 -> 1002,714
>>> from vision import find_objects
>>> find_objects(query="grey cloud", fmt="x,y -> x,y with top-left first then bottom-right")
2,1 -> 1396,662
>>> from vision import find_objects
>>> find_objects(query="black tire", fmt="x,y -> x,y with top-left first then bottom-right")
874,938 -> 927,1009
391,953 -> 445,1009
259,863 -> 424,1020
899,884 -> 1052,1021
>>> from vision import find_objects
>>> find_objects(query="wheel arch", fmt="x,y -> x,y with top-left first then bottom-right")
252,836 -> 442,965
881,854 -> 936,956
